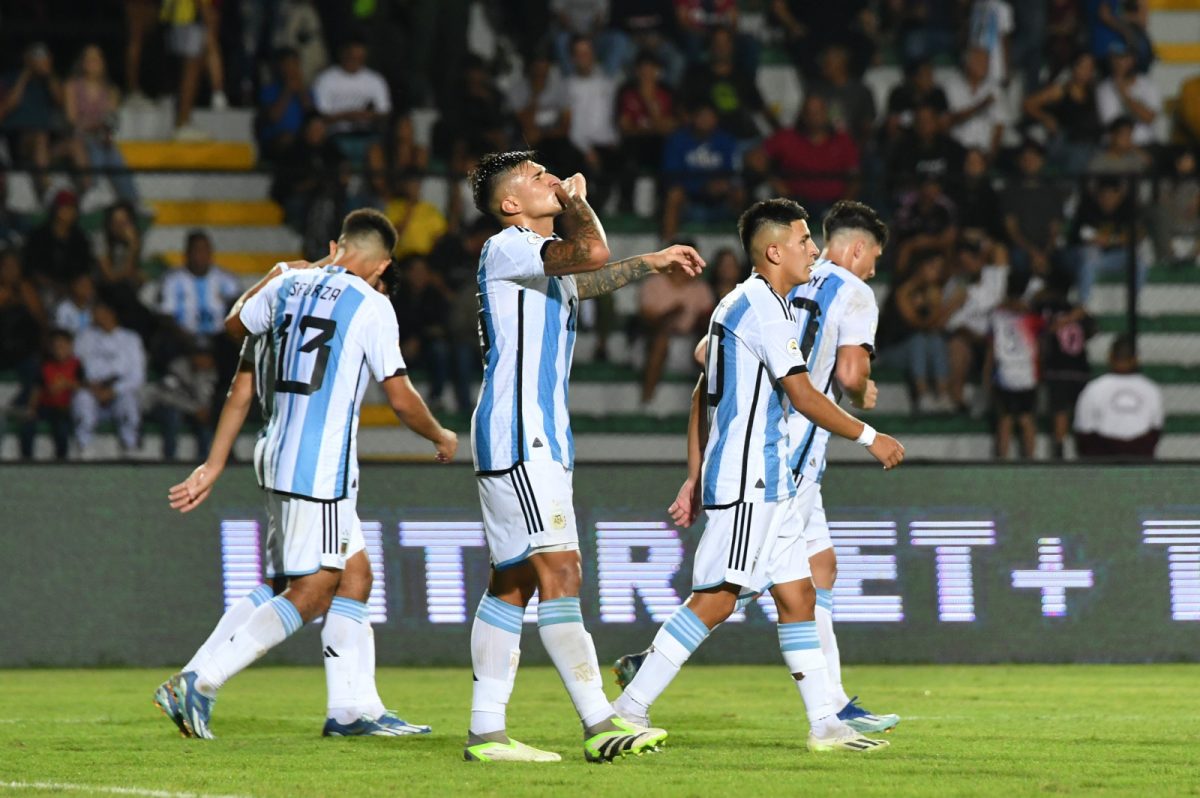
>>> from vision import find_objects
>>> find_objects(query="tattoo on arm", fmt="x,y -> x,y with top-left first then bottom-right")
541,196 -> 608,276
575,257 -> 654,299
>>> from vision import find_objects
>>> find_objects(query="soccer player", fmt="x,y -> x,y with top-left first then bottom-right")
464,150 -> 704,763
610,198 -> 904,753
162,270 -> 433,737
618,202 -> 902,735
154,209 -> 457,739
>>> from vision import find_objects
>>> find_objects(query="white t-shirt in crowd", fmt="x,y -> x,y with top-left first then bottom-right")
566,70 -> 618,151
312,65 -> 391,133
1074,372 -> 1165,440
943,73 -> 1009,153
946,263 -> 1007,337
1096,76 -> 1162,146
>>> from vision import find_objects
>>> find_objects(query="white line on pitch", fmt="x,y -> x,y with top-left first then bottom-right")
0,781 -> 252,798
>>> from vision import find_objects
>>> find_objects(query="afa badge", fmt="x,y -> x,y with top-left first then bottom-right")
786,338 -> 802,358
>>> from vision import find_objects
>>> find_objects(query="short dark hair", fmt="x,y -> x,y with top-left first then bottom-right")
340,208 -> 398,255
469,150 -> 536,216
1110,333 -> 1136,362
185,230 -> 210,251
737,198 -> 809,258
822,200 -> 889,248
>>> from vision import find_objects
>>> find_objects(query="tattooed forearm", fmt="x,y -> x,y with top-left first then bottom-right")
575,257 -> 654,299
542,196 -> 609,276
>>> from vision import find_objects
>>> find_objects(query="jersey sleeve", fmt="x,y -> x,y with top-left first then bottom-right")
754,315 -> 809,381
362,296 -> 407,383
239,275 -> 283,336
838,285 -> 879,353
487,229 -> 553,282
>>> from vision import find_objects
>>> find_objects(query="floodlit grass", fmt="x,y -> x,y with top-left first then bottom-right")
1,665 -> 1197,797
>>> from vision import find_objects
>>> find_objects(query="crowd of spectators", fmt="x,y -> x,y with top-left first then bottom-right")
1,0 -> 1196,460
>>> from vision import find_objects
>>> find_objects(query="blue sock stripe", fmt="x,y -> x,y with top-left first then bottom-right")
248,584 -> 273,607
663,607 -> 710,653
269,596 -> 303,635
327,601 -> 365,624
778,621 -> 820,651
815,589 -> 834,612
537,597 -> 583,626
477,593 -> 524,634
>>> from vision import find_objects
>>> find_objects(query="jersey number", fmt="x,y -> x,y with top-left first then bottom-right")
276,313 -> 337,395
790,297 -> 822,360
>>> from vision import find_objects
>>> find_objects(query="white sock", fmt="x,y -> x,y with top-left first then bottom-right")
815,589 -> 851,709
355,617 -> 386,719
183,584 -> 272,674
536,597 -> 612,730
779,621 -> 838,734
614,605 -> 711,720
193,595 -> 302,696
469,593 -> 524,736
322,597 -> 369,724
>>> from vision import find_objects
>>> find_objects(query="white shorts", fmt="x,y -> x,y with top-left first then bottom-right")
803,486 -> 834,557
167,23 -> 206,58
477,460 -> 579,570
264,492 -> 365,578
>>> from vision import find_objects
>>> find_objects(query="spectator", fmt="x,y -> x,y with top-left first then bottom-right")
1035,270 -> 1096,459
162,0 -> 226,140
364,113 -> 429,205
0,172 -> 30,250
551,0 -> 624,76
891,175 -> 958,277
1151,148 -> 1200,268
886,102 -> 964,195
754,94 -> 860,223
674,1 -> 755,74
944,46 -> 1009,159
771,0 -> 880,79
986,270 -> 1042,459
1087,116 -> 1152,175
566,37 -> 622,210
950,148 -> 1004,242
390,255 -> 470,414
427,216 -> 499,377
1095,43 -> 1161,148
943,236 -> 1008,412
708,246 -> 746,301
1068,176 -> 1150,302
660,103 -> 742,241
54,274 -> 96,335
73,299 -> 145,457
1022,50 -> 1102,176
1088,0 -> 1153,72
966,0 -> 1015,84
0,247 -> 44,372
683,26 -> 776,143
807,44 -> 877,146
882,248 -> 952,413
0,43 -> 79,198
23,190 -> 94,298
638,266 -> 714,404
123,0 -> 159,104
18,328 -> 80,460
882,58 -> 949,146
95,200 -> 155,340
271,115 -> 347,240
616,52 -> 677,212
1045,0 -> 1085,79
507,53 -> 575,170
1002,139 -> 1066,279
65,45 -> 139,205
1074,334 -> 1163,459
257,48 -> 315,161
386,176 -> 448,259
609,0 -> 686,86
143,342 -> 218,460
158,231 -> 241,345
312,37 -> 391,161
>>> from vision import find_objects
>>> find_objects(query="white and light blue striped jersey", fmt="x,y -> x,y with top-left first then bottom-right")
240,265 -> 406,501
701,274 -> 808,508
785,259 -> 878,484
472,225 -> 579,474
159,266 -> 242,336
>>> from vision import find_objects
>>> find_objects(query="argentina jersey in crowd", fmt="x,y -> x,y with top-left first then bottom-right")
240,264 -> 406,501
472,225 -> 579,475
701,274 -> 809,509
785,258 -> 879,484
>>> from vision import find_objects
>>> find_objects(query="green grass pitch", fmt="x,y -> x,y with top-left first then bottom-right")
1,665 -> 1197,797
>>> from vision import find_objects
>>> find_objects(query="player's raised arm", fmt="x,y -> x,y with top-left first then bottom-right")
381,374 -> 457,462
575,243 -> 706,300
168,356 -> 255,513
540,173 -> 611,276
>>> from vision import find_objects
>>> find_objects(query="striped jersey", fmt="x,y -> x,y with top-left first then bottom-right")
472,225 -> 579,474
701,274 -> 808,508
785,259 -> 878,484
239,334 -> 277,420
240,265 -> 406,501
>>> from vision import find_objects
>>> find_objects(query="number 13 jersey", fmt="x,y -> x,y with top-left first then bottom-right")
472,225 -> 579,475
241,264 -> 406,501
